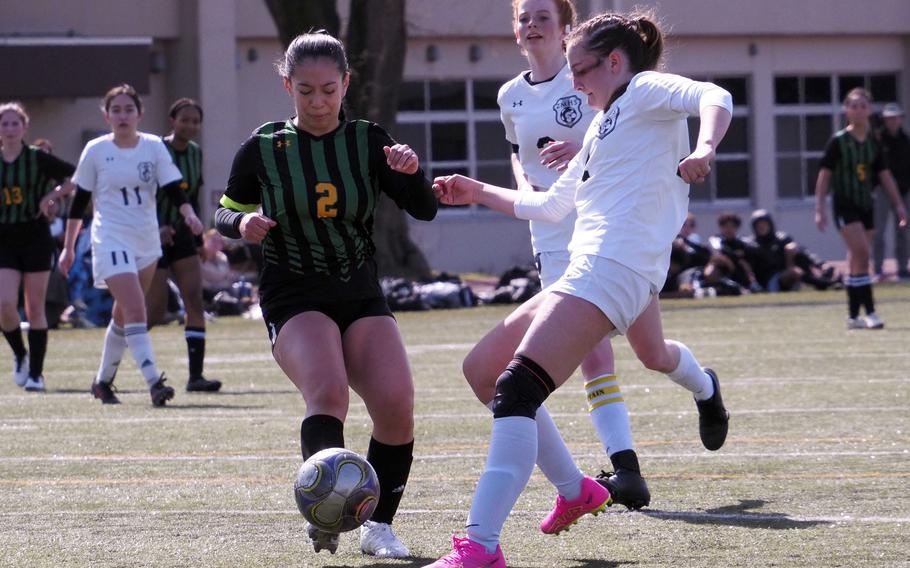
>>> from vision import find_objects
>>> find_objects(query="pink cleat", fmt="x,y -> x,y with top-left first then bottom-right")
539,475 -> 612,535
423,535 -> 506,568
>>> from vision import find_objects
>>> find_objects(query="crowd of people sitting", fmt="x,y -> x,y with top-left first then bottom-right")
663,210 -> 840,298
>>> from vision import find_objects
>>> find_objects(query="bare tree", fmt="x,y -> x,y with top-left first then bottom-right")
263,0 -> 432,279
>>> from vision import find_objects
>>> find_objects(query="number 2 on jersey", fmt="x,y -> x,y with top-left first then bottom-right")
315,182 -> 338,218
119,186 -> 142,206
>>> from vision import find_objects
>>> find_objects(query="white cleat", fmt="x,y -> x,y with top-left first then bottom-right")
13,356 -> 29,387
360,520 -> 410,558
24,375 -> 45,392
863,313 -> 885,329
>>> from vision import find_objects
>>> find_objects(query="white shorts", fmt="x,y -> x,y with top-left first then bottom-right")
549,254 -> 653,336
537,250 -> 572,289
92,248 -> 160,289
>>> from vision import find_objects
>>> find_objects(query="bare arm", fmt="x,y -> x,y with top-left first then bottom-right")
678,105 -> 732,184
878,170 -> 908,227
814,169 -> 832,232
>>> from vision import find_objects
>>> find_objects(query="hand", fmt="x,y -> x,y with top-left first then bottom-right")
59,248 -> 75,277
814,209 -> 827,232
897,205 -> 908,228
432,174 -> 482,206
384,144 -> 419,175
239,213 -> 276,244
540,140 -> 581,172
38,194 -> 59,220
183,213 -> 204,236
159,225 -> 176,246
678,145 -> 715,184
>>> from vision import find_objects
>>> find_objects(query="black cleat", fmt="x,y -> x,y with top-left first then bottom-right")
91,380 -> 120,404
696,368 -> 729,450
307,523 -> 339,554
150,375 -> 175,407
186,376 -> 222,392
596,469 -> 651,510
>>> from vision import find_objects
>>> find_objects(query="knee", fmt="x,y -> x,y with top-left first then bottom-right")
0,297 -> 18,317
638,347 -> 674,373
463,351 -> 497,404
491,355 -> 555,419
302,380 -> 349,414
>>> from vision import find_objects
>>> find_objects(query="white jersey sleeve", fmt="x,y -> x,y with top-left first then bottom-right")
154,136 -> 183,186
512,134 -> 588,223
634,72 -> 734,120
72,138 -> 101,191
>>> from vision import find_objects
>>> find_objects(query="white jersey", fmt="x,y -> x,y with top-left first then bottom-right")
72,132 -> 182,257
513,71 -> 733,290
498,65 -> 595,255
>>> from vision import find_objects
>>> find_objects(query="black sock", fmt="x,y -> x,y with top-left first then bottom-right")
27,328 -> 48,378
859,283 -> 875,315
846,277 -> 861,319
367,437 -> 414,525
609,449 -> 641,474
299,415 -> 345,461
3,327 -> 27,363
185,327 -> 205,379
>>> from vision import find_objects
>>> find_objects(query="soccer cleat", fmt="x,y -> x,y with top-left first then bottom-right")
846,317 -> 866,330
423,535 -> 505,568
596,468 -> 651,510
539,475 -> 612,535
306,523 -> 339,554
12,356 -> 29,387
91,380 -> 121,404
23,375 -> 45,392
863,313 -> 885,329
186,375 -> 222,392
696,369 -> 729,451
149,375 -> 175,407
360,520 -> 410,558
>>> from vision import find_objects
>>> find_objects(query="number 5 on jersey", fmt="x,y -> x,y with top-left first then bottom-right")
315,182 -> 338,218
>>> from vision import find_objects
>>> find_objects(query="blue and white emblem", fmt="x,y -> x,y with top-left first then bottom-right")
597,106 -> 620,139
137,161 -> 155,183
553,95 -> 583,128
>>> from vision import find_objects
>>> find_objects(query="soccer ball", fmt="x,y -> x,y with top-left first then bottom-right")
294,447 -> 380,533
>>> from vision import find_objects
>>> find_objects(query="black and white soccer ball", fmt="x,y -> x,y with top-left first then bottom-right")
294,448 -> 380,533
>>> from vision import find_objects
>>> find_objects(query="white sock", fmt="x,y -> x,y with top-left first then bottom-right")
485,401 -> 583,500
123,323 -> 161,387
585,374 -> 635,456
466,416 -> 537,554
666,340 -> 714,400
96,322 -> 126,384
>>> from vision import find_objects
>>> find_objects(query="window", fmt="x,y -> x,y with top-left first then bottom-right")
396,79 -> 512,212
774,73 -> 900,199
687,75 -> 752,202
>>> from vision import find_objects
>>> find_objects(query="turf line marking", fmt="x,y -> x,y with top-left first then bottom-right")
0,509 -> 905,525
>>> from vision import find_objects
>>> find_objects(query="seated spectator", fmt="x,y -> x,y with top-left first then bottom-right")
705,212 -> 762,293
664,213 -> 715,296
200,229 -> 239,297
746,209 -> 838,291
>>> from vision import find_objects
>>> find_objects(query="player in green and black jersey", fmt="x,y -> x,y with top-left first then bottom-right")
815,87 -> 907,329
214,32 -> 436,558
147,99 -> 220,392
0,102 -> 76,392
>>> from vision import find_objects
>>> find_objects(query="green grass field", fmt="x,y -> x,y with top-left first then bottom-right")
2,286 -> 909,567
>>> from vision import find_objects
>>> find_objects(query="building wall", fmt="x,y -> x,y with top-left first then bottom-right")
3,0 -> 909,274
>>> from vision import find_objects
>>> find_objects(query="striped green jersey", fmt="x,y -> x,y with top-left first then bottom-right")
0,144 -> 75,224
820,129 -> 887,210
157,139 -> 203,225
220,119 -> 436,278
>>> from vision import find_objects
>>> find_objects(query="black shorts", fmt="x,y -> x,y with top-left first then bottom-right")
259,258 -> 392,344
0,222 -> 55,272
158,223 -> 201,269
263,296 -> 393,345
833,201 -> 874,231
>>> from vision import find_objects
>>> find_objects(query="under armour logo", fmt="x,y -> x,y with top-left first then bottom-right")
512,100 -> 523,107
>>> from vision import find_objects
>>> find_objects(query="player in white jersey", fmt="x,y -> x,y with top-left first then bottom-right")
427,12 -> 732,567
59,84 -> 203,407
462,0 -> 727,523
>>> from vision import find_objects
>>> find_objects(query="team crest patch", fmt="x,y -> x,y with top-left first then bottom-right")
597,106 -> 620,139
137,161 -> 155,182
553,95 -> 583,128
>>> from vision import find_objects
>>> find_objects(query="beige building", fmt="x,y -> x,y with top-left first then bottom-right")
2,0 -> 909,273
